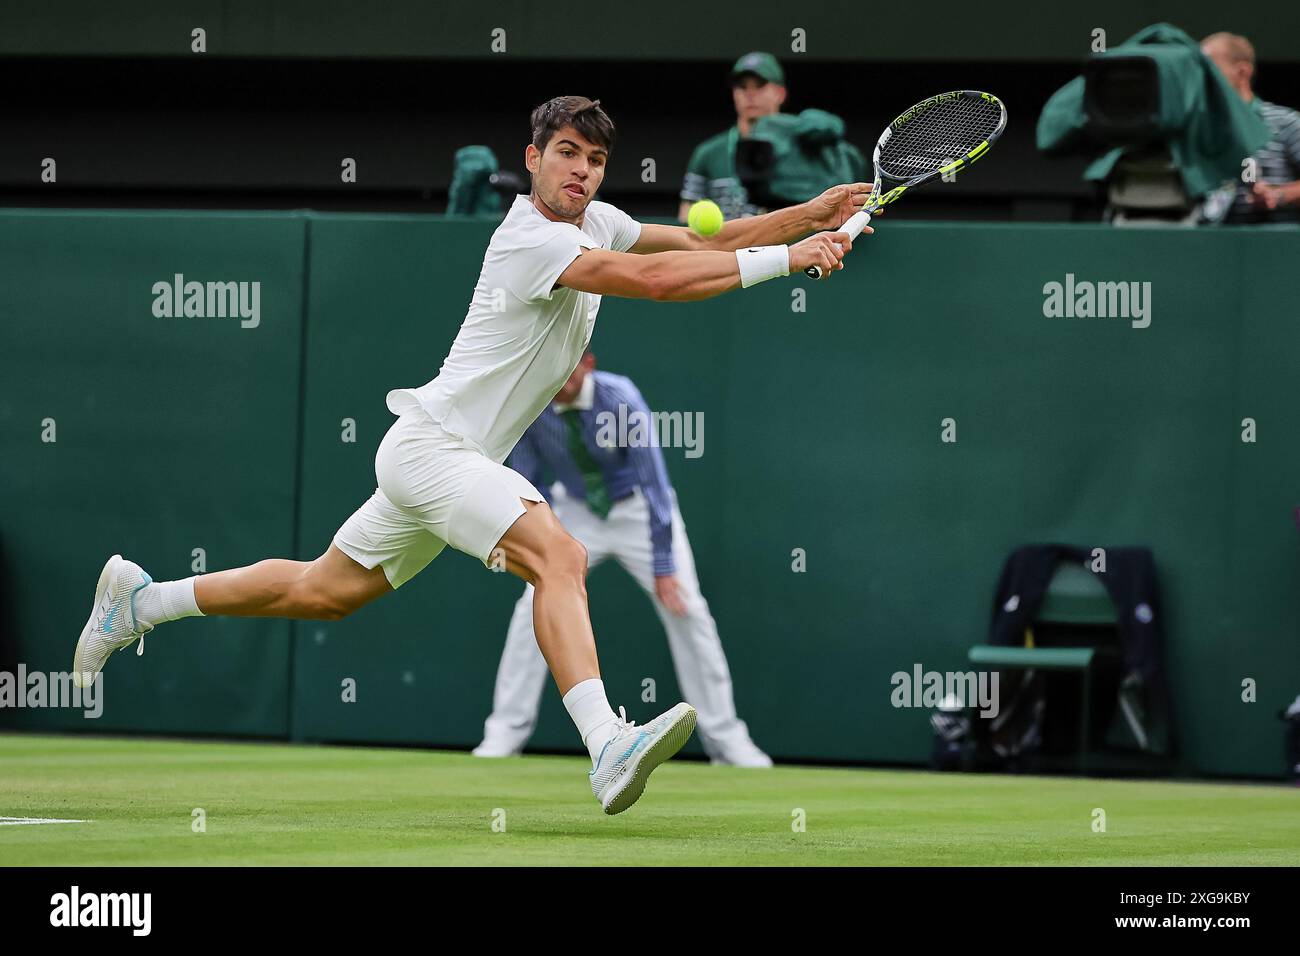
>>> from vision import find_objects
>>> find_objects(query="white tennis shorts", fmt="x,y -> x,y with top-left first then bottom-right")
332,410 -> 544,588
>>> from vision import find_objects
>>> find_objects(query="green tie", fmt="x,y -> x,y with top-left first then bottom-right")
562,408 -> 611,519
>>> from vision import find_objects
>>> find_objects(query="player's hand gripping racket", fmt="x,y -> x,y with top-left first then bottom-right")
806,90 -> 1008,278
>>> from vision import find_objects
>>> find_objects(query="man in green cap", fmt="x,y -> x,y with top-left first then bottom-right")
678,52 -> 788,222
679,52 -> 866,224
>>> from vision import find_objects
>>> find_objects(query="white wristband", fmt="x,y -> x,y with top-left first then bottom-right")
736,245 -> 790,288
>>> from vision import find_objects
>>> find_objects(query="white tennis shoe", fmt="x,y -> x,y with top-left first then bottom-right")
471,737 -> 525,758
710,740 -> 774,768
72,555 -> 153,689
590,702 -> 696,815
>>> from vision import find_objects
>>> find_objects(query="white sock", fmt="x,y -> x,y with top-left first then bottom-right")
134,577 -> 204,628
562,678 -> 620,764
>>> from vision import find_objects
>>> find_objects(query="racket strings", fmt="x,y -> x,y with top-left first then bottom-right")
879,97 -> 1003,180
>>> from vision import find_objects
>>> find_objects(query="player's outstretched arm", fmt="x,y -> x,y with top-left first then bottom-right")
558,232 -> 853,302
632,183 -> 875,254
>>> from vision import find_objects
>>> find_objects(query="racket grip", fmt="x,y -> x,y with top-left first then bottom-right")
804,210 -> 872,279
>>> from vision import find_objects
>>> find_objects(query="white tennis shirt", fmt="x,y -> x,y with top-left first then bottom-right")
387,194 -> 642,463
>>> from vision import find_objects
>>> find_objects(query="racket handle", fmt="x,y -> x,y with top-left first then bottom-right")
804,210 -> 872,279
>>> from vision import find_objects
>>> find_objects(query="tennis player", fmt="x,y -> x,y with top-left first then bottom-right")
73,95 -> 871,815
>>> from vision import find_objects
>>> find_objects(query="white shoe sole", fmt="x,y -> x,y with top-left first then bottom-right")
710,756 -> 775,768
471,746 -> 523,758
602,705 -> 697,816
72,554 -> 123,689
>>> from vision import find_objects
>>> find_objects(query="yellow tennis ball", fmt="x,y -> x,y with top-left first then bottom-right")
688,199 -> 724,236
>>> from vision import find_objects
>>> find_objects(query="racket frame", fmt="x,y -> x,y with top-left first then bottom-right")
805,90 -> 1007,278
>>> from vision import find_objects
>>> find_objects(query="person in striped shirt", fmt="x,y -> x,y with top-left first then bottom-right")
1202,32 -> 1300,224
474,351 -> 772,767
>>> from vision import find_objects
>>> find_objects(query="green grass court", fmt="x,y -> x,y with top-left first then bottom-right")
2,734 -> 1295,866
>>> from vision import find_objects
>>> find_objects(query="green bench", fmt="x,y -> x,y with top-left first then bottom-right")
967,645 -> 1103,773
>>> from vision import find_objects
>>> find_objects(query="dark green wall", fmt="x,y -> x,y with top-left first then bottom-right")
0,210 -> 305,736
2,210 -> 1297,777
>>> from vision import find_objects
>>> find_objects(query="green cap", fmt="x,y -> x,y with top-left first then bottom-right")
730,51 -> 784,86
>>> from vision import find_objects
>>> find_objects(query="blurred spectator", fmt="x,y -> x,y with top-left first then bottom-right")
1200,32 -> 1300,224
677,52 -> 866,222
447,145 -> 526,215
475,352 -> 772,768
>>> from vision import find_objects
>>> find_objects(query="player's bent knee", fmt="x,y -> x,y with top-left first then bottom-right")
298,588 -> 350,621
537,531 -> 588,585
562,533 -> 589,577
294,545 -> 391,619
318,594 -> 357,621
288,575 -> 360,621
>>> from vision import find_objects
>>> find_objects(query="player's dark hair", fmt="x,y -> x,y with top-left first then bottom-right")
530,96 -> 616,155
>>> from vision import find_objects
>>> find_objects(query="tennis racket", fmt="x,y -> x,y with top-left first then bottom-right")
806,90 -> 1007,278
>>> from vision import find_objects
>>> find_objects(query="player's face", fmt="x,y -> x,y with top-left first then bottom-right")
528,125 -> 608,220
732,76 -> 785,122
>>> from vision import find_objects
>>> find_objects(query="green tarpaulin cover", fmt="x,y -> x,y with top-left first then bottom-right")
1036,22 -> 1270,199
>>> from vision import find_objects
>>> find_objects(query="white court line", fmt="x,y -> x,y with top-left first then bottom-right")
0,816 -> 90,826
